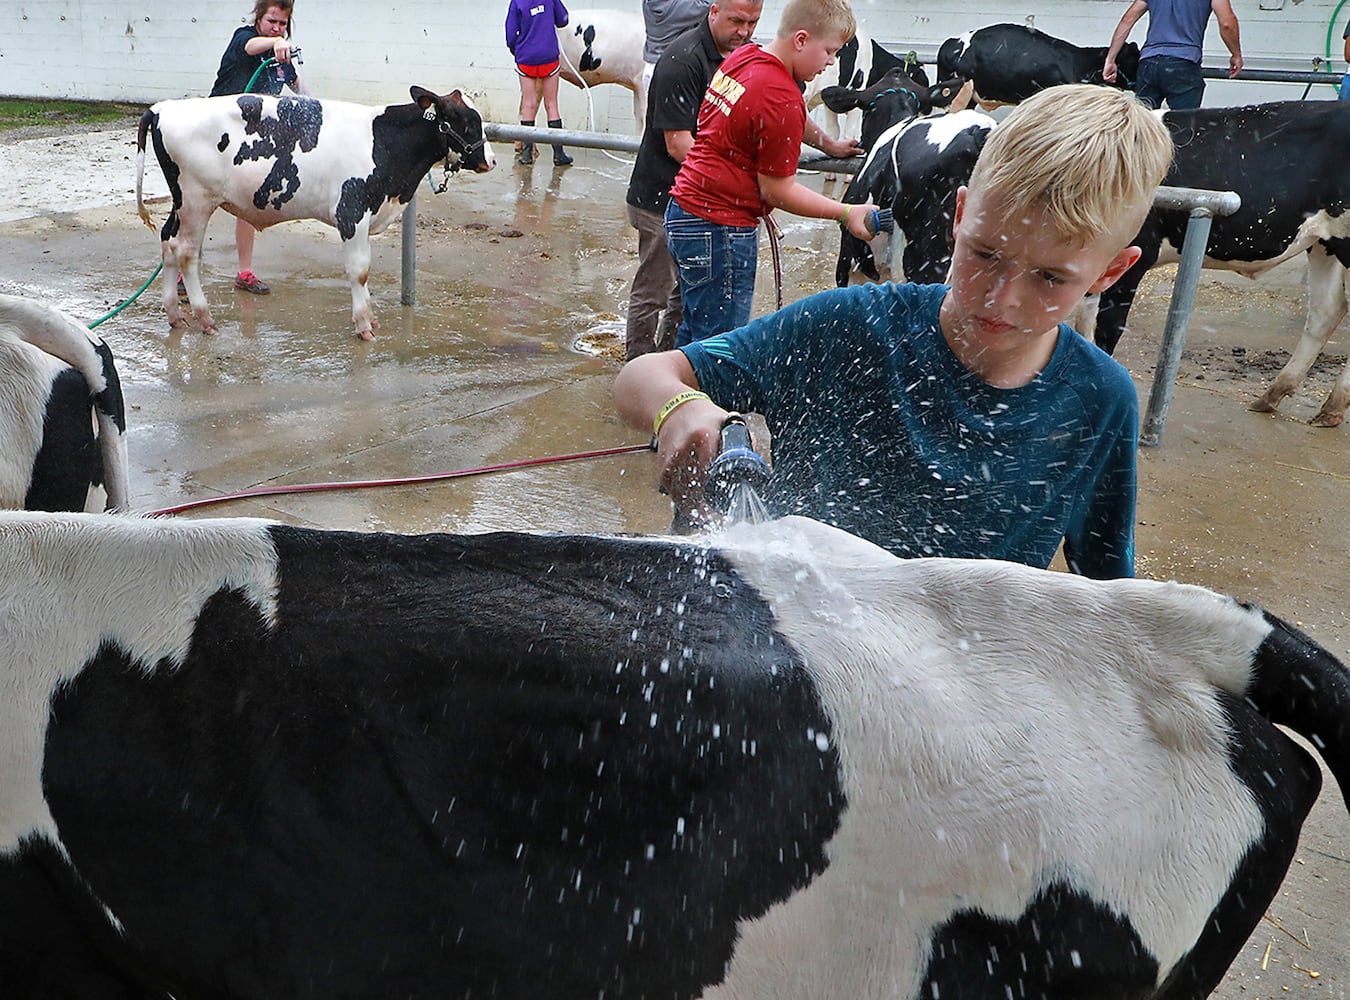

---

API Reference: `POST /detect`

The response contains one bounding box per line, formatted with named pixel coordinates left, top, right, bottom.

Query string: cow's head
left=821, top=70, right=959, bottom=151
left=411, top=85, right=495, bottom=174
left=1113, top=42, right=1142, bottom=89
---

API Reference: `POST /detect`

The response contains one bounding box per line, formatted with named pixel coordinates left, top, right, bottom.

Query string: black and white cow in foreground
left=803, top=28, right=930, bottom=147
left=1093, top=101, right=1350, bottom=427
left=835, top=108, right=996, bottom=286
left=4, top=512, right=1347, bottom=999
left=938, top=24, right=1140, bottom=108
left=557, top=10, right=648, bottom=128
left=136, top=86, right=494, bottom=341
left=0, top=296, right=128, bottom=512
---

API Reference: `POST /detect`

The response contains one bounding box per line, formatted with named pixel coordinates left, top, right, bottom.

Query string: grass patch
left=0, top=97, right=144, bottom=132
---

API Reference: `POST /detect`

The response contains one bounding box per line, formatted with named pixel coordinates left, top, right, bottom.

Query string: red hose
left=146, top=442, right=654, bottom=518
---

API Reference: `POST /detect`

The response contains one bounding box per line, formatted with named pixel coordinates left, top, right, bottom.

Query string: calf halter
left=424, top=106, right=487, bottom=192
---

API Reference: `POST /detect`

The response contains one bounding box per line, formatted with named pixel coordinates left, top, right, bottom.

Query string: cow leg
left=0, top=845, right=151, bottom=998
left=1153, top=695, right=1323, bottom=1000
left=1094, top=252, right=1154, bottom=355
left=158, top=235, right=187, bottom=332
left=631, top=83, right=647, bottom=135
left=342, top=224, right=377, bottom=341
left=1250, top=245, right=1347, bottom=425
left=1316, top=356, right=1350, bottom=428
left=166, top=196, right=219, bottom=336
left=843, top=107, right=863, bottom=146
left=1069, top=292, right=1101, bottom=341
left=814, top=110, right=844, bottom=184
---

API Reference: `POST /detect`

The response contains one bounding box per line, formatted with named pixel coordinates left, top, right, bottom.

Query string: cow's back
left=5, top=513, right=1346, bottom=999
left=148, top=95, right=380, bottom=228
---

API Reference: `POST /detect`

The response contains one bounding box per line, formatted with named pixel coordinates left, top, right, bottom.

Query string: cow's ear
left=447, top=89, right=466, bottom=107
left=820, top=86, right=860, bottom=113
left=928, top=79, right=964, bottom=108
left=410, top=85, right=435, bottom=109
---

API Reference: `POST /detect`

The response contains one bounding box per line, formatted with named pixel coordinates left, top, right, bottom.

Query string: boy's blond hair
left=966, top=84, right=1173, bottom=246
left=776, top=0, right=856, bottom=43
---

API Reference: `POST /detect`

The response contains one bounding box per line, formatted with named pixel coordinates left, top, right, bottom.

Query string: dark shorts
left=516, top=60, right=561, bottom=79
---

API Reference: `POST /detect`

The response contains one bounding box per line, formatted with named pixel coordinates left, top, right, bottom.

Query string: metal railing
left=405, top=123, right=1241, bottom=446
left=884, top=45, right=1343, bottom=89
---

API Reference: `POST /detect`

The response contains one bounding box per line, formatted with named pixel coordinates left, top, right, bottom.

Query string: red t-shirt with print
left=670, top=43, right=806, bottom=228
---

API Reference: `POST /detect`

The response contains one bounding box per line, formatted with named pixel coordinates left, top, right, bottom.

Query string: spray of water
left=706, top=414, right=772, bottom=527
left=723, top=480, right=771, bottom=525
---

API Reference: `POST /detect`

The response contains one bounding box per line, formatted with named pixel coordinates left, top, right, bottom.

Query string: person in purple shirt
left=1103, top=0, right=1242, bottom=109
left=505, top=0, right=574, bottom=166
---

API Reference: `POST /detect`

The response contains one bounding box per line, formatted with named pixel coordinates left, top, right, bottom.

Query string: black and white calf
left=835, top=109, right=996, bottom=286
left=803, top=28, right=930, bottom=147
left=0, top=296, right=128, bottom=512
left=136, top=86, right=495, bottom=341
left=1094, top=101, right=1350, bottom=426
left=4, top=512, right=1347, bottom=1000
left=937, top=23, right=1140, bottom=107
left=819, top=70, right=966, bottom=152
left=557, top=10, right=648, bottom=127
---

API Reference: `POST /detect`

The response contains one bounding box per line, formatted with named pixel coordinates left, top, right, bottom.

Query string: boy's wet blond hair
left=967, top=84, right=1173, bottom=246
left=776, top=0, right=856, bottom=43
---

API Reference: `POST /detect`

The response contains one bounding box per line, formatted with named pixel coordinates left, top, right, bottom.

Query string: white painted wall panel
left=0, top=0, right=1343, bottom=130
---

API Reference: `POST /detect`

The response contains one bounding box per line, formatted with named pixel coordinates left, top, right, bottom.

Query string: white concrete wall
left=0, top=0, right=1342, bottom=130
left=0, top=0, right=652, bottom=133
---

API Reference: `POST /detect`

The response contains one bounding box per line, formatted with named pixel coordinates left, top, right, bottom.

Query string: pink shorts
left=516, top=60, right=560, bottom=79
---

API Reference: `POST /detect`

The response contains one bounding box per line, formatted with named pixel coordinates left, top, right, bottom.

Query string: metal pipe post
left=1139, top=209, right=1214, bottom=448
left=484, top=123, right=641, bottom=153
left=401, top=196, right=416, bottom=306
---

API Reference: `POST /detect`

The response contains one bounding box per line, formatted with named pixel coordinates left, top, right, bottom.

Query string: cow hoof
left=201, top=325, right=219, bottom=336
left=356, top=329, right=376, bottom=342
left=1310, top=410, right=1344, bottom=428
left=1247, top=396, right=1280, bottom=415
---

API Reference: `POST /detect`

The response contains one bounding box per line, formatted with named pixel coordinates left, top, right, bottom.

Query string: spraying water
left=705, top=414, right=772, bottom=525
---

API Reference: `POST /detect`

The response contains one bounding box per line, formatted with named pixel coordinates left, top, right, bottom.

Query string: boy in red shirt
left=665, top=0, right=874, bottom=345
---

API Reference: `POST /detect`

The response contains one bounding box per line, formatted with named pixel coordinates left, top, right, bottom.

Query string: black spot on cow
left=231, top=95, right=325, bottom=212
left=24, top=369, right=100, bottom=512
left=37, top=526, right=845, bottom=999
left=579, top=24, right=602, bottom=73
left=217, top=132, right=230, bottom=153
left=922, top=882, right=1160, bottom=998
left=92, top=340, right=127, bottom=436
left=143, top=110, right=184, bottom=242
left=335, top=176, right=368, bottom=241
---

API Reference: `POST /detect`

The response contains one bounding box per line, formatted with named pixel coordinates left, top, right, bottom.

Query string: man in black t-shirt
left=623, top=0, right=763, bottom=361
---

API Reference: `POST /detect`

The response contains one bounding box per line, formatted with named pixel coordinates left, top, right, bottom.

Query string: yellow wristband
left=653, top=390, right=711, bottom=437
left=837, top=206, right=851, bottom=226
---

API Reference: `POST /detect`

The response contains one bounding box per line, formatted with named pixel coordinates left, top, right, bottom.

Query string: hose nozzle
left=705, top=413, right=770, bottom=516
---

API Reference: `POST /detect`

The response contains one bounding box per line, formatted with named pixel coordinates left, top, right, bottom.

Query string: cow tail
left=1245, top=608, right=1350, bottom=815
left=136, top=108, right=156, bottom=231
left=90, top=339, right=130, bottom=512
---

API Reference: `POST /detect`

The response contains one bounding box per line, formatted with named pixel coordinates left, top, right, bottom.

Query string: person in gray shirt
left=642, top=0, right=713, bottom=91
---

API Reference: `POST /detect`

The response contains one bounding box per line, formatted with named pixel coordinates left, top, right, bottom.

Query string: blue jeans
left=665, top=200, right=758, bottom=347
left=1340, top=72, right=1350, bottom=101
left=1134, top=56, right=1205, bottom=110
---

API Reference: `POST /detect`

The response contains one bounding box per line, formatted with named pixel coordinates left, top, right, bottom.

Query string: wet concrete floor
left=1, top=129, right=1347, bottom=996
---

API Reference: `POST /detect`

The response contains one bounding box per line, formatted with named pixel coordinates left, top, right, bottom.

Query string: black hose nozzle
left=705, top=413, right=770, bottom=515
